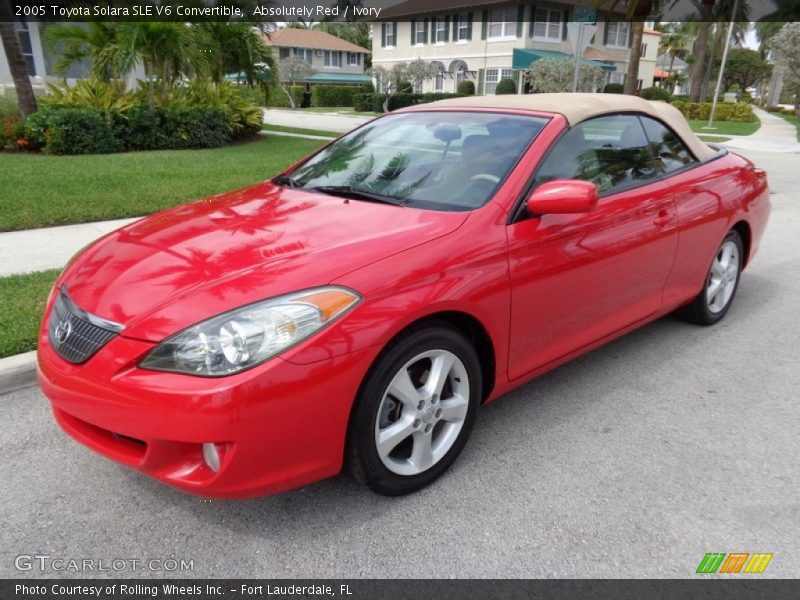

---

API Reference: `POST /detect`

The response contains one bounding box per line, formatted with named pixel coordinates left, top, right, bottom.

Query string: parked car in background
left=38, top=94, right=770, bottom=498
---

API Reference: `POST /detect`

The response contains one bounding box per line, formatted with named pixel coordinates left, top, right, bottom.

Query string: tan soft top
left=403, top=93, right=716, bottom=161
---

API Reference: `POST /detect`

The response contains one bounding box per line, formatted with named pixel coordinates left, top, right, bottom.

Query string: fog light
left=202, top=443, right=221, bottom=472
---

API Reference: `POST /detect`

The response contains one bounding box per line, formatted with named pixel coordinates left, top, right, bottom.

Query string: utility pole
left=706, top=0, right=740, bottom=128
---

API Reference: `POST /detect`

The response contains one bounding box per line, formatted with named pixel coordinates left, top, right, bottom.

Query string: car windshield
left=283, top=112, right=548, bottom=211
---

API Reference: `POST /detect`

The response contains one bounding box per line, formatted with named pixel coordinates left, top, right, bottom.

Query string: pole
left=572, top=24, right=584, bottom=93
left=707, top=0, right=740, bottom=128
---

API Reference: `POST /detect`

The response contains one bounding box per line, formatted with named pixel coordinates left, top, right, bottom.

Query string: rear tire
left=347, top=322, right=481, bottom=496
left=681, top=230, right=743, bottom=326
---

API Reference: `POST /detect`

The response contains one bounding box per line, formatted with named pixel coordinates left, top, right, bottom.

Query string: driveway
left=0, top=149, right=797, bottom=579
left=264, top=109, right=372, bottom=133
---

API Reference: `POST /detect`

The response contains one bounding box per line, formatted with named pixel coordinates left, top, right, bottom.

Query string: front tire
left=681, top=230, right=744, bottom=325
left=347, top=323, right=481, bottom=496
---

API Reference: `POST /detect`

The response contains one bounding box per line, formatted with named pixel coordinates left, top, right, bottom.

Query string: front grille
left=48, top=288, right=124, bottom=364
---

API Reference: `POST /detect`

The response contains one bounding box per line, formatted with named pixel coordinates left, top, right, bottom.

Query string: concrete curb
left=0, top=351, right=37, bottom=395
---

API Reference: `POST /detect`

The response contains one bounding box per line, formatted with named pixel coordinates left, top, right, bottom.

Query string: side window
left=535, top=115, right=657, bottom=195
left=640, top=116, right=697, bottom=174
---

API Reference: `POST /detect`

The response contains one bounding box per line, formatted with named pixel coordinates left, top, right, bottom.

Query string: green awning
left=305, top=72, right=373, bottom=84
left=512, top=48, right=616, bottom=72
left=224, top=70, right=270, bottom=82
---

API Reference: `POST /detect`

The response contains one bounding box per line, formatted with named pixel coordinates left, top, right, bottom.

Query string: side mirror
left=526, top=179, right=598, bottom=215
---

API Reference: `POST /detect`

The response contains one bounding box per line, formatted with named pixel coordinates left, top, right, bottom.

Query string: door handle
left=653, top=209, right=675, bottom=228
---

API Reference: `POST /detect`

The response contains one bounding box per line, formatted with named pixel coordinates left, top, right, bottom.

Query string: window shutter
left=517, top=5, right=524, bottom=37
left=529, top=5, right=536, bottom=36
left=478, top=68, right=485, bottom=94
left=562, top=9, right=569, bottom=40
left=411, top=20, right=416, bottom=44
left=603, top=20, right=609, bottom=46
left=481, top=10, right=488, bottom=39
left=467, top=13, right=473, bottom=40
left=424, top=18, right=430, bottom=44
left=381, top=24, right=386, bottom=47
left=628, top=25, right=634, bottom=47
left=444, top=16, right=450, bottom=42
left=452, top=15, right=458, bottom=40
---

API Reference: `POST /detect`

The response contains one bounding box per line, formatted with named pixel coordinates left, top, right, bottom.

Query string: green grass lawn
left=261, top=124, right=338, bottom=138
left=689, top=119, right=761, bottom=136
left=697, top=134, right=732, bottom=143
left=0, top=269, right=60, bottom=358
left=0, top=135, right=325, bottom=232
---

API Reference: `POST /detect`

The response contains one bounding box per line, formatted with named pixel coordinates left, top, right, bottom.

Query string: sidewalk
left=721, top=107, right=800, bottom=153
left=0, top=217, right=138, bottom=278
left=263, top=108, right=371, bottom=133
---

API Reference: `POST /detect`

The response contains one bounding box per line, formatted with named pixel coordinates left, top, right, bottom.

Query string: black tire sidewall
left=348, top=325, right=482, bottom=496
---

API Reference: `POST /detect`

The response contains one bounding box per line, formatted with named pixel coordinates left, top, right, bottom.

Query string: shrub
left=0, top=95, right=20, bottom=120
left=603, top=83, right=624, bottom=94
left=495, top=78, right=517, bottom=95
left=669, top=100, right=755, bottom=122
left=268, top=85, right=304, bottom=108
left=457, top=80, right=476, bottom=95
left=640, top=86, right=672, bottom=102
left=360, top=82, right=375, bottom=94
left=0, top=115, right=22, bottom=150
left=387, top=93, right=417, bottom=111
left=40, top=79, right=136, bottom=112
left=17, top=106, right=231, bottom=154
left=311, top=85, right=360, bottom=107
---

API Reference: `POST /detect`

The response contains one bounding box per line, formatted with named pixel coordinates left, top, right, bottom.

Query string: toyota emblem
left=54, top=318, right=73, bottom=345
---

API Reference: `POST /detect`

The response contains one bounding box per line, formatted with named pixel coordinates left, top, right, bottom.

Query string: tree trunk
left=701, top=24, right=722, bottom=101
left=690, top=22, right=711, bottom=102
left=0, top=6, right=38, bottom=117
left=669, top=54, right=677, bottom=94
left=624, top=22, right=645, bottom=95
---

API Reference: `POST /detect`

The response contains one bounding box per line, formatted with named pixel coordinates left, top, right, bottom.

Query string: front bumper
left=38, top=332, right=377, bottom=499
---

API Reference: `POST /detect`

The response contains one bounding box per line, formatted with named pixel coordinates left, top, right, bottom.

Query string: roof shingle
left=262, top=28, right=369, bottom=54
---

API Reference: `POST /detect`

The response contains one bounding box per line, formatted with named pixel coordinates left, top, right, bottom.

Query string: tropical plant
left=524, top=59, right=605, bottom=93
left=195, top=22, right=274, bottom=85
left=0, top=4, right=37, bottom=117
left=42, top=22, right=124, bottom=81
left=40, top=79, right=136, bottom=112
left=658, top=25, right=689, bottom=93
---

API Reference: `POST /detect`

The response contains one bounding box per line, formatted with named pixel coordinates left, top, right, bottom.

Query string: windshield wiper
left=273, top=174, right=302, bottom=188
left=309, top=185, right=404, bottom=206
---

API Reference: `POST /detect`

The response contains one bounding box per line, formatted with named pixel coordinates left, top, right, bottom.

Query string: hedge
left=19, top=106, right=231, bottom=154
left=311, top=85, right=360, bottom=107
left=669, top=100, right=755, bottom=122
left=268, top=85, right=305, bottom=108
left=640, top=86, right=672, bottom=102
left=603, top=83, right=624, bottom=94
left=354, top=92, right=464, bottom=113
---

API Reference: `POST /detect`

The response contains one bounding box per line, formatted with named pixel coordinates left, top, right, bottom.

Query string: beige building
left=372, top=0, right=641, bottom=94
left=637, top=27, right=662, bottom=90
left=263, top=28, right=372, bottom=85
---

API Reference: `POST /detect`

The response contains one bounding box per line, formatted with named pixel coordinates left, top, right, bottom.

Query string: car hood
left=62, top=182, right=467, bottom=342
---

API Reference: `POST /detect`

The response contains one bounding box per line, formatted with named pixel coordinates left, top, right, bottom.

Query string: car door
left=506, top=114, right=679, bottom=381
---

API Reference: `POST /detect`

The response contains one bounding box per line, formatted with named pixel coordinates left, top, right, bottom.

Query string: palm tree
left=605, top=0, right=657, bottom=96
left=658, top=27, right=689, bottom=93
left=688, top=0, right=717, bottom=101
left=195, top=22, right=274, bottom=85
left=0, top=2, right=37, bottom=116
left=116, top=22, right=201, bottom=108
left=42, top=22, right=123, bottom=81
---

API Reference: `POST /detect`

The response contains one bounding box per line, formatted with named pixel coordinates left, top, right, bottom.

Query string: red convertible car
left=38, top=94, right=770, bottom=498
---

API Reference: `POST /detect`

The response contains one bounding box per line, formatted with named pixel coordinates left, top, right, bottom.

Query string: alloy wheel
left=374, top=349, right=470, bottom=476
left=706, top=240, right=740, bottom=313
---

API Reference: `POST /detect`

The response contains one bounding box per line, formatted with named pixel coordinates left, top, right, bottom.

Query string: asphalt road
left=1, top=149, right=797, bottom=579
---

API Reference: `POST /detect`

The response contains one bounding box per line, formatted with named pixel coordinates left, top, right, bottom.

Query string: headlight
left=139, top=287, right=360, bottom=377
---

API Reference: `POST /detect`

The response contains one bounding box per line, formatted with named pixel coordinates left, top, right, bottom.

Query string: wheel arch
left=731, top=220, right=752, bottom=267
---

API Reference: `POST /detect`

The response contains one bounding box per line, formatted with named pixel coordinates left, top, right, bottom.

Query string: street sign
left=567, top=23, right=597, bottom=57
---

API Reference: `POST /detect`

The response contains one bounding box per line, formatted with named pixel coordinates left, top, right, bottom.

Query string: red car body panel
left=38, top=107, right=771, bottom=498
